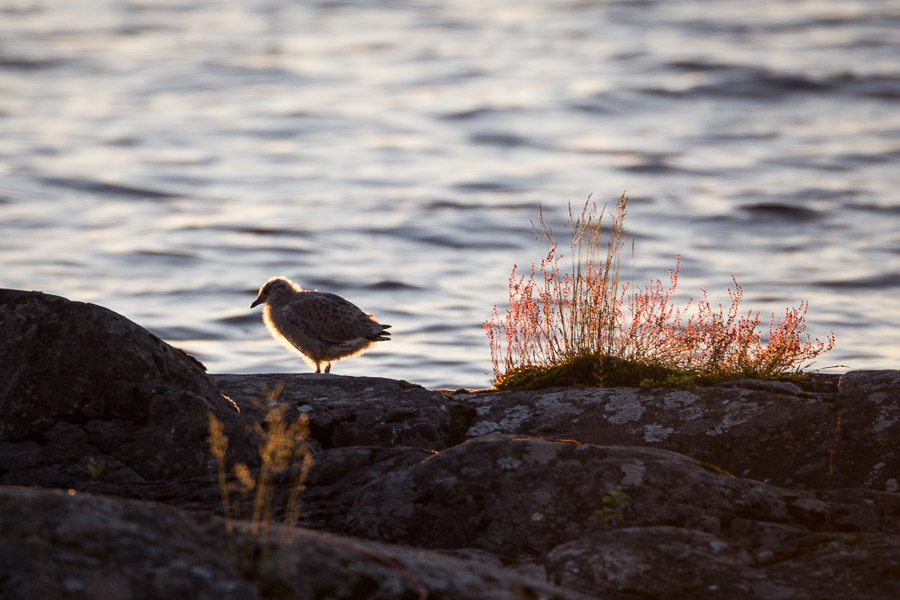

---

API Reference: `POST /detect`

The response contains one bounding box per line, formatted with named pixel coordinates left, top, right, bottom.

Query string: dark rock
left=0, top=486, right=593, bottom=600
left=546, top=526, right=755, bottom=598
left=0, top=288, right=246, bottom=490
left=3, top=288, right=900, bottom=599
left=344, top=436, right=900, bottom=556
left=833, top=370, right=900, bottom=492
left=0, top=289, right=220, bottom=440
left=214, top=373, right=476, bottom=451
left=753, top=532, right=900, bottom=600
left=345, top=435, right=900, bottom=599
left=300, top=445, right=434, bottom=531
left=0, top=486, right=257, bottom=600
left=546, top=527, right=900, bottom=599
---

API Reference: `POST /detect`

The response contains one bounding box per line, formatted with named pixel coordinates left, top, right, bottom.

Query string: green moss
left=493, top=352, right=814, bottom=392
left=640, top=373, right=697, bottom=390
left=495, top=354, right=692, bottom=391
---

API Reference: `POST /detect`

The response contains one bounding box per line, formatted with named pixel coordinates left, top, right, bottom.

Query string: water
left=2, top=0, right=899, bottom=389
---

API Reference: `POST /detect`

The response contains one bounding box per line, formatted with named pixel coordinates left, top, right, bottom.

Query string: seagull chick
left=251, top=276, right=391, bottom=373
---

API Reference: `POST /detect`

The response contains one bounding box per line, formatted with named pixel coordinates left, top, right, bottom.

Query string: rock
left=460, top=377, right=854, bottom=489
left=3, top=288, right=900, bottom=599
left=545, top=526, right=900, bottom=600
left=0, top=288, right=247, bottom=491
left=0, top=289, right=221, bottom=439
left=214, top=373, right=475, bottom=451
left=345, top=435, right=900, bottom=599
left=545, top=526, right=756, bottom=598
left=299, top=446, right=434, bottom=531
left=211, top=374, right=475, bottom=529
left=0, top=486, right=593, bottom=600
left=833, top=370, right=900, bottom=491
left=344, top=436, right=899, bottom=555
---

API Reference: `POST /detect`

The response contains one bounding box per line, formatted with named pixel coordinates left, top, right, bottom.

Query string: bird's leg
left=324, top=363, right=332, bottom=374
left=314, top=362, right=321, bottom=374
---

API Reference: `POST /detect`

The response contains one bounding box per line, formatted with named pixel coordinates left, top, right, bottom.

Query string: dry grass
left=485, top=193, right=836, bottom=389
left=207, top=380, right=314, bottom=556
left=207, top=386, right=430, bottom=598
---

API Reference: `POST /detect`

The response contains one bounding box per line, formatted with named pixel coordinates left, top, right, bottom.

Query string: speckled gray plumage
left=251, top=276, right=391, bottom=373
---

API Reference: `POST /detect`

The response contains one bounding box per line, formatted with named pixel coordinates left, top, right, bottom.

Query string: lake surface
left=2, top=0, right=899, bottom=388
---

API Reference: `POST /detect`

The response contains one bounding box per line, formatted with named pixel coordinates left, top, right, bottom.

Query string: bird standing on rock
left=250, top=276, right=391, bottom=373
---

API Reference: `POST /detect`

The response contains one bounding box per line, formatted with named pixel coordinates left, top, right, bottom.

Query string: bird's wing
left=280, top=293, right=381, bottom=343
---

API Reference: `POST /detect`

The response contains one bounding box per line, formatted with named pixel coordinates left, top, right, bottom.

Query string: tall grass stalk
left=485, top=193, right=836, bottom=388
left=207, top=381, right=314, bottom=560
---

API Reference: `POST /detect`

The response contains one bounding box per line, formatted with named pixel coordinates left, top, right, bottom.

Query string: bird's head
left=251, top=276, right=300, bottom=308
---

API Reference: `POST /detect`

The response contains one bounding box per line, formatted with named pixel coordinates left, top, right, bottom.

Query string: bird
left=250, top=276, right=391, bottom=374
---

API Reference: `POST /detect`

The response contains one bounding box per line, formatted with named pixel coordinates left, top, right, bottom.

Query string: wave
left=41, top=177, right=180, bottom=201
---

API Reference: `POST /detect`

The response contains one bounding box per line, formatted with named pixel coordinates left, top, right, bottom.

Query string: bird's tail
left=368, top=324, right=392, bottom=342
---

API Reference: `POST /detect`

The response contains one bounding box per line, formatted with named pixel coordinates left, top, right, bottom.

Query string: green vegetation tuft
left=595, top=485, right=631, bottom=521
left=496, top=354, right=683, bottom=391
left=79, top=460, right=106, bottom=480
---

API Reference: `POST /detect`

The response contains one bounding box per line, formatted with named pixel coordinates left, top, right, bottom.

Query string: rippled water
left=2, top=0, right=899, bottom=388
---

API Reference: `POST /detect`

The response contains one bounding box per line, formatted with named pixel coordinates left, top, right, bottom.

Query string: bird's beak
left=250, top=297, right=263, bottom=308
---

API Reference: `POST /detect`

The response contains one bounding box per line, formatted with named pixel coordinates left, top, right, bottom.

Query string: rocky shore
left=2, top=288, right=899, bottom=599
